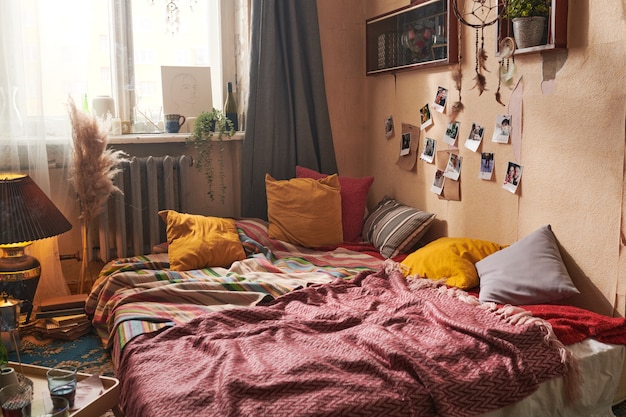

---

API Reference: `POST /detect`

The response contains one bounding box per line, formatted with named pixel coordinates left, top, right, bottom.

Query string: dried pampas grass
left=68, top=97, right=127, bottom=221
left=68, top=96, right=128, bottom=293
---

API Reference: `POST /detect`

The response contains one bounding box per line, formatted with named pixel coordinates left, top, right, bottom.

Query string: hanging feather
left=495, top=59, right=506, bottom=106
left=472, top=73, right=487, bottom=95
left=449, top=101, right=465, bottom=122
left=478, top=48, right=489, bottom=73
left=452, top=66, right=463, bottom=92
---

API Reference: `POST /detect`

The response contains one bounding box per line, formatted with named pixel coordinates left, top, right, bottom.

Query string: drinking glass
left=45, top=365, right=77, bottom=408
left=0, top=382, right=32, bottom=417
left=22, top=396, right=69, bottom=417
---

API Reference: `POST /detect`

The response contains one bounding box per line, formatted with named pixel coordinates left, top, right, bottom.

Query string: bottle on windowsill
left=224, top=81, right=238, bottom=131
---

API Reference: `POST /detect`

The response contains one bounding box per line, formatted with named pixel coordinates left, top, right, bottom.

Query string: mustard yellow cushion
left=158, top=210, right=246, bottom=271
left=265, top=173, right=343, bottom=247
left=401, top=237, right=505, bottom=289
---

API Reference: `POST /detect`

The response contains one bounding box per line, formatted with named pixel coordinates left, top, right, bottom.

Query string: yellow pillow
left=158, top=210, right=246, bottom=271
left=401, top=237, right=505, bottom=289
left=265, top=173, right=343, bottom=247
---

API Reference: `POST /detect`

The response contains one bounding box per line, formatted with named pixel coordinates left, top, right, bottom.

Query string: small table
left=8, top=361, right=122, bottom=417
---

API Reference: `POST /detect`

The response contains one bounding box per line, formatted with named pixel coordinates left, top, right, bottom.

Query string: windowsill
left=108, top=131, right=245, bottom=145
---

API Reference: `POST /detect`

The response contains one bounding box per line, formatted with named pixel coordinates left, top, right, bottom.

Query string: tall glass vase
left=78, top=217, right=91, bottom=294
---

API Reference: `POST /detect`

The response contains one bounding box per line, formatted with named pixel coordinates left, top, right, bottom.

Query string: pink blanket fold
left=118, top=268, right=569, bottom=417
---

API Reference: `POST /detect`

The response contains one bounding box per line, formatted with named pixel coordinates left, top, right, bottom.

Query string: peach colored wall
left=318, top=0, right=626, bottom=316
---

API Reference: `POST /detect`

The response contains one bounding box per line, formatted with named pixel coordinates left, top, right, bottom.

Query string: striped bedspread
left=85, top=219, right=385, bottom=368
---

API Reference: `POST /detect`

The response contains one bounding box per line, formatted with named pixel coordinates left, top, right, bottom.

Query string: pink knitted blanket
left=117, top=266, right=574, bottom=417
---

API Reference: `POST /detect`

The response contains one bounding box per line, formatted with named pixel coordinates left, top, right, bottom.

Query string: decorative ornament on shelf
left=452, top=0, right=506, bottom=97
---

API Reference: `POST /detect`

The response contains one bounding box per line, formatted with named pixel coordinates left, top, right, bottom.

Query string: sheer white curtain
left=0, top=1, right=79, bottom=303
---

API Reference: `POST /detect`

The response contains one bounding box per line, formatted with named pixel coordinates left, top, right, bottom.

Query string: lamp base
left=0, top=245, right=41, bottom=323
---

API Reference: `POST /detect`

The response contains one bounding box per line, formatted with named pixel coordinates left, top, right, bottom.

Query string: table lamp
left=0, top=173, right=72, bottom=325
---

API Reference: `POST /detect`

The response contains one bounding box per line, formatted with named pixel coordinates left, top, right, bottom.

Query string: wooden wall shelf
left=366, top=0, right=458, bottom=76
left=496, top=0, right=568, bottom=56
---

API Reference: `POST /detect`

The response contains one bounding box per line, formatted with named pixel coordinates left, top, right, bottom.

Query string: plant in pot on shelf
left=504, top=0, right=550, bottom=49
left=186, top=108, right=234, bottom=204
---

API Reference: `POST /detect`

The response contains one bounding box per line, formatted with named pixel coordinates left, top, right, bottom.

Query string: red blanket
left=524, top=304, right=626, bottom=346
left=117, top=268, right=571, bottom=417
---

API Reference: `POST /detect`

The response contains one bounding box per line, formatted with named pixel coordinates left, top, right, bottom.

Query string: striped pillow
left=363, top=196, right=435, bottom=259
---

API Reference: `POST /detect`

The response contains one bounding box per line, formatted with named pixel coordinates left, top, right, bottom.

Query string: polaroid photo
left=400, top=132, right=411, bottom=156
left=443, top=121, right=460, bottom=145
left=433, top=86, right=448, bottom=113
left=385, top=115, right=394, bottom=139
left=431, top=169, right=445, bottom=195
left=421, top=137, right=436, bottom=163
left=502, top=161, right=522, bottom=193
left=419, top=103, right=433, bottom=130
left=479, top=152, right=494, bottom=180
left=443, top=153, right=462, bottom=181
left=464, top=122, right=484, bottom=152
left=492, top=114, right=512, bottom=144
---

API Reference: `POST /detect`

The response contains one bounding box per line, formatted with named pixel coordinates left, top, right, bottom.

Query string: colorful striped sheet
left=85, top=219, right=385, bottom=369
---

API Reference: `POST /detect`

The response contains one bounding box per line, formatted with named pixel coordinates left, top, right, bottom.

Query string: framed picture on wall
left=161, top=66, right=213, bottom=118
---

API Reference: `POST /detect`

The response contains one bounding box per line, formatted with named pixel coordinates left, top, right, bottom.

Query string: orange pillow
left=158, top=210, right=246, bottom=271
left=265, top=173, right=343, bottom=247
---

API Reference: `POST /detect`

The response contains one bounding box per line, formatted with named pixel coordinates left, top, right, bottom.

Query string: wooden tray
left=8, top=362, right=120, bottom=417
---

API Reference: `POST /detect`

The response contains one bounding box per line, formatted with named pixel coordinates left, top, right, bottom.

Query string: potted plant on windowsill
left=504, top=0, right=550, bottom=49
left=186, top=108, right=234, bottom=204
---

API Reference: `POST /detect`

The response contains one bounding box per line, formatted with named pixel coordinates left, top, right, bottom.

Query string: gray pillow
left=476, top=225, right=580, bottom=305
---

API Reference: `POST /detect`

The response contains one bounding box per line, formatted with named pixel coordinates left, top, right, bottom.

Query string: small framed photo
left=385, top=115, right=394, bottom=139
left=443, top=121, right=460, bottom=145
left=400, top=132, right=411, bottom=156
left=419, top=103, right=433, bottom=130
left=421, top=137, right=436, bottom=163
left=492, top=114, right=512, bottom=143
left=433, top=86, right=448, bottom=113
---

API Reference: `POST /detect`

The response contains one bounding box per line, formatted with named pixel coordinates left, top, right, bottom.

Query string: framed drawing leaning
left=161, top=66, right=213, bottom=118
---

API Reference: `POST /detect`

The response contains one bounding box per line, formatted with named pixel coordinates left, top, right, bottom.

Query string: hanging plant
left=186, top=108, right=234, bottom=204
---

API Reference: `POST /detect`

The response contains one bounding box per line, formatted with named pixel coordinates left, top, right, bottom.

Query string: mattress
left=483, top=338, right=624, bottom=417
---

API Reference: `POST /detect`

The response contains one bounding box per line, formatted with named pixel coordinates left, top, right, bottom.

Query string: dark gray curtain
left=241, top=0, right=337, bottom=220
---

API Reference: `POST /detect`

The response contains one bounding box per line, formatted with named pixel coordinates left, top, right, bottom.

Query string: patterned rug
left=6, top=327, right=116, bottom=416
left=7, top=328, right=114, bottom=378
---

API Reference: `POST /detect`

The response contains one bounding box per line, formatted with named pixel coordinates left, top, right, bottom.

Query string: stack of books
left=36, top=313, right=91, bottom=340
left=34, top=294, right=91, bottom=340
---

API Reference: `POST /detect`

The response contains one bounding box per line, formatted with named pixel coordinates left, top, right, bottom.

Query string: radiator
left=95, top=155, right=193, bottom=262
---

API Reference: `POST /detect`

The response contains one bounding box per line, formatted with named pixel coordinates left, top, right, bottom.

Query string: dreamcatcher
left=496, top=37, right=516, bottom=106
left=452, top=0, right=506, bottom=107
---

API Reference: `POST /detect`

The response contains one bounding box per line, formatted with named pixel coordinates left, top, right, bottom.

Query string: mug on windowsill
left=164, top=114, right=186, bottom=133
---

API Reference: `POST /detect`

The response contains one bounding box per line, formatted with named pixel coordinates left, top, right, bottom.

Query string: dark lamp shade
left=0, top=173, right=72, bottom=245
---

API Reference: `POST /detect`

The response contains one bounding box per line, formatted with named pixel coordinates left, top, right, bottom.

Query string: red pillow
left=296, top=166, right=374, bottom=242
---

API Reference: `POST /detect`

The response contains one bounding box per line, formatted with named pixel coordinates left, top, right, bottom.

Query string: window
left=27, top=0, right=241, bottom=139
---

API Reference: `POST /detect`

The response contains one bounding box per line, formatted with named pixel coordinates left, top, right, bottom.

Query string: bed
left=85, top=174, right=626, bottom=417
left=84, top=218, right=626, bottom=417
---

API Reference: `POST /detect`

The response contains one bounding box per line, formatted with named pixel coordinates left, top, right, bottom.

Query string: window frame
left=110, top=0, right=238, bottom=126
